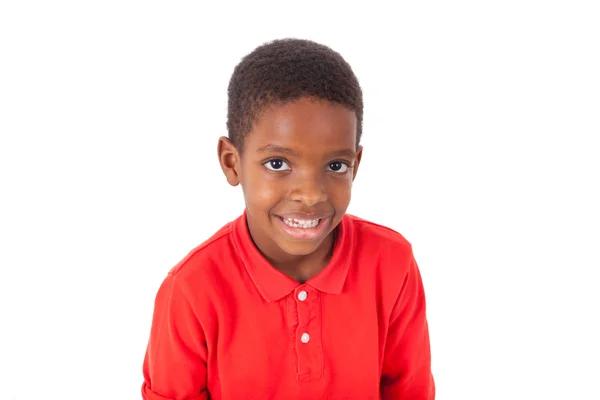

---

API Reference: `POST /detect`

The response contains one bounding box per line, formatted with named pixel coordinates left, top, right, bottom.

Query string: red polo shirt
left=142, top=212, right=434, bottom=399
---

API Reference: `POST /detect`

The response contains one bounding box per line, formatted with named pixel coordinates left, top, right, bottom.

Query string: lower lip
left=275, top=216, right=330, bottom=240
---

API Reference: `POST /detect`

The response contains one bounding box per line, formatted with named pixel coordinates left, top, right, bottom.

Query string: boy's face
left=218, top=97, right=362, bottom=263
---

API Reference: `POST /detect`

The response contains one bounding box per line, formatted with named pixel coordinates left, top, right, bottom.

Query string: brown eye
left=327, top=161, right=348, bottom=173
left=264, top=159, right=290, bottom=171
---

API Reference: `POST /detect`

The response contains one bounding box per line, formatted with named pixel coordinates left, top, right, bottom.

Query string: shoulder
left=346, top=214, right=413, bottom=257
left=164, top=219, right=236, bottom=292
left=345, top=214, right=416, bottom=288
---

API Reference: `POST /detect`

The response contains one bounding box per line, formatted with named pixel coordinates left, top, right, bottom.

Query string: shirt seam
left=169, top=225, right=232, bottom=278
left=351, top=217, right=407, bottom=240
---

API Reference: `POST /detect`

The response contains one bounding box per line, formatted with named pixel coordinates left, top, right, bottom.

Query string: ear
left=352, top=145, right=363, bottom=181
left=217, top=136, right=241, bottom=186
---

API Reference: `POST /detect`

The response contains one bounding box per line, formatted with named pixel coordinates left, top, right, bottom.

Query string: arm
left=380, top=256, right=435, bottom=399
left=142, top=273, right=209, bottom=400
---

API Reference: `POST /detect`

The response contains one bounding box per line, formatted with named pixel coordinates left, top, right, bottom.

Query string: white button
left=298, top=291, right=308, bottom=301
left=300, top=333, right=310, bottom=343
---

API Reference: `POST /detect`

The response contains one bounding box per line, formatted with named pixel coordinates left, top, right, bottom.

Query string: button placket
left=292, top=285, right=324, bottom=379
left=299, top=292, right=310, bottom=345
left=296, top=286, right=310, bottom=345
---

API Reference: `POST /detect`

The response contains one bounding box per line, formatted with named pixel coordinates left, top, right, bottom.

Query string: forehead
left=245, top=97, right=357, bottom=154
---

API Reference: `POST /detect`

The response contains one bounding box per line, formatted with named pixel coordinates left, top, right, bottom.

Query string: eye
left=264, top=159, right=291, bottom=171
left=327, top=161, right=350, bottom=173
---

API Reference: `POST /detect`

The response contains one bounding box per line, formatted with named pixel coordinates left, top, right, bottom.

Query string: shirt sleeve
left=380, top=256, right=435, bottom=400
left=142, top=273, right=209, bottom=400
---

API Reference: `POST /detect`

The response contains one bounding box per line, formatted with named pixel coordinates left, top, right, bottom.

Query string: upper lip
left=275, top=212, right=331, bottom=220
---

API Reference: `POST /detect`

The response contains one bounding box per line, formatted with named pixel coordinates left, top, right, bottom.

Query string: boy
left=142, top=38, right=435, bottom=399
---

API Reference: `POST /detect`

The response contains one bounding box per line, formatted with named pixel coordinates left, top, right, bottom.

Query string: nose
left=289, top=171, right=328, bottom=207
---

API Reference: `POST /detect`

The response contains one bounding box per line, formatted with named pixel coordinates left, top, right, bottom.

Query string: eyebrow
left=256, top=145, right=299, bottom=157
left=327, top=149, right=357, bottom=159
left=256, top=145, right=357, bottom=159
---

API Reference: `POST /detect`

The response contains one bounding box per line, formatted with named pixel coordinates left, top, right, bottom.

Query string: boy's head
left=226, top=38, right=363, bottom=152
left=218, top=38, right=363, bottom=266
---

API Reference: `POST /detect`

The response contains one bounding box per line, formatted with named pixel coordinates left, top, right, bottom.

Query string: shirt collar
left=231, top=210, right=355, bottom=302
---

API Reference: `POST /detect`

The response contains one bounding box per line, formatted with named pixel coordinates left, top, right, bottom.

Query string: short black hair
left=227, top=38, right=363, bottom=152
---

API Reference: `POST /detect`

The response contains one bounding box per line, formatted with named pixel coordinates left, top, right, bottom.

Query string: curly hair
left=226, top=38, right=363, bottom=152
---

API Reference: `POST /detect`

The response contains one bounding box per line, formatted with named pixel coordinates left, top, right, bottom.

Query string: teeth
left=282, top=217, right=320, bottom=229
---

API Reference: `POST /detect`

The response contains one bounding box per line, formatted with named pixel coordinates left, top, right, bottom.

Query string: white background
left=1, top=1, right=599, bottom=399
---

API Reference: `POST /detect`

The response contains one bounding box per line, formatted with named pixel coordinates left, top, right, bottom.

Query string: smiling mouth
left=279, top=216, right=322, bottom=229
left=274, top=215, right=330, bottom=240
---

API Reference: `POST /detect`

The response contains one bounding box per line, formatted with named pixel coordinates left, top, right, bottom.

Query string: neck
left=271, top=233, right=335, bottom=283
left=250, top=225, right=336, bottom=283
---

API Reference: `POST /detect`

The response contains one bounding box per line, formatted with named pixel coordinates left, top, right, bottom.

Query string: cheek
left=328, top=177, right=353, bottom=207
left=241, top=170, right=284, bottom=208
